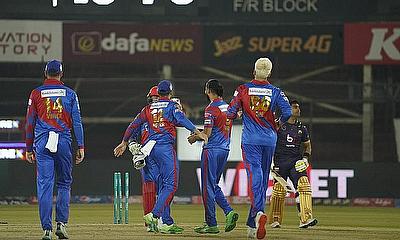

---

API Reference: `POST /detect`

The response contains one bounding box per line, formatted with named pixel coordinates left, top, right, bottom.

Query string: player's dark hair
left=159, top=92, right=170, bottom=97
left=205, top=79, right=223, bottom=97
left=290, top=99, right=300, bottom=105
left=46, top=72, right=61, bottom=77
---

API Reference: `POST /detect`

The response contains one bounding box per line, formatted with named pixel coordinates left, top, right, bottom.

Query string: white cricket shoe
left=42, top=229, right=52, bottom=240
left=55, top=222, right=69, bottom=239
left=270, top=221, right=281, bottom=228
left=299, top=218, right=318, bottom=228
left=247, top=227, right=256, bottom=239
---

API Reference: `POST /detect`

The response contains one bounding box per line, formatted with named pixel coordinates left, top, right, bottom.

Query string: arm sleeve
left=123, top=109, right=147, bottom=142
left=25, top=91, right=37, bottom=152
left=277, top=90, right=292, bottom=123
left=227, top=87, right=242, bottom=119
left=172, top=104, right=196, bottom=132
left=203, top=107, right=215, bottom=129
left=128, top=114, right=141, bottom=142
left=71, top=92, right=85, bottom=149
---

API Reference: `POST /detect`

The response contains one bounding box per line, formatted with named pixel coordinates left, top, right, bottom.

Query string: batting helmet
left=147, top=86, right=160, bottom=98
left=147, top=86, right=160, bottom=104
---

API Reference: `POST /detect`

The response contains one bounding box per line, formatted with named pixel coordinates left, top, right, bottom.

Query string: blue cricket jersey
left=123, top=97, right=196, bottom=145
left=203, top=98, right=231, bottom=150
left=25, top=79, right=84, bottom=152
left=227, top=79, right=291, bottom=146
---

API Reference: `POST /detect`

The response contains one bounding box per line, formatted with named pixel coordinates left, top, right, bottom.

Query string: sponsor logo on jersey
left=204, top=119, right=212, bottom=125
left=41, top=89, right=66, bottom=98
left=248, top=87, right=272, bottom=96
left=286, top=133, right=294, bottom=143
left=150, top=102, right=169, bottom=109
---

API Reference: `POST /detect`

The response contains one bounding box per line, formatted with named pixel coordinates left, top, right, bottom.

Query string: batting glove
left=295, top=158, right=309, bottom=172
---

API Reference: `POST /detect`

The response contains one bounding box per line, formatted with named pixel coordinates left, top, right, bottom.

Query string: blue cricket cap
left=157, top=80, right=173, bottom=94
left=45, top=60, right=63, bottom=75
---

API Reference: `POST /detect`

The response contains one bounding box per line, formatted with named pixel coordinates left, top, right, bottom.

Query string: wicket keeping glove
left=132, top=154, right=146, bottom=170
left=128, top=141, right=141, bottom=155
left=128, top=141, right=146, bottom=170
left=295, top=158, right=309, bottom=172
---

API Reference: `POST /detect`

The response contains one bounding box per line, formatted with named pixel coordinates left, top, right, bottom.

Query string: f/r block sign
left=52, top=0, right=194, bottom=7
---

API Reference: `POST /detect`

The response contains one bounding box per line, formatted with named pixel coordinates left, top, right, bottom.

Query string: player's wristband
left=303, top=152, right=310, bottom=160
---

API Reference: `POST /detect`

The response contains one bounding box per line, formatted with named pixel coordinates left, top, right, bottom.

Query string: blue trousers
left=140, top=156, right=159, bottom=183
left=35, top=136, right=72, bottom=230
left=150, top=144, right=178, bottom=225
left=201, top=148, right=233, bottom=226
left=242, top=144, right=275, bottom=228
left=140, top=155, right=172, bottom=223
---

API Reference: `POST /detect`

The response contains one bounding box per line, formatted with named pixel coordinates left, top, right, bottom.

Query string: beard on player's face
left=204, top=88, right=211, bottom=102
left=206, top=94, right=211, bottom=102
left=293, top=109, right=300, bottom=117
left=291, top=105, right=301, bottom=117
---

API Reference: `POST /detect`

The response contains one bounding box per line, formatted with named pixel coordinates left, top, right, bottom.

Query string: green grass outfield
left=1, top=204, right=400, bottom=239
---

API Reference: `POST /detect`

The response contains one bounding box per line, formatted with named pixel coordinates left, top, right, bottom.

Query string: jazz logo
left=52, top=0, right=194, bottom=7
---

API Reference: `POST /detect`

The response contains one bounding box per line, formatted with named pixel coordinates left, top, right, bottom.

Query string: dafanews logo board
left=204, top=25, right=342, bottom=65
left=0, top=20, right=62, bottom=62
left=63, top=23, right=202, bottom=64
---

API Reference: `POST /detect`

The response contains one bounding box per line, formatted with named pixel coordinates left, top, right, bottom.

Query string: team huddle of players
left=113, top=57, right=318, bottom=239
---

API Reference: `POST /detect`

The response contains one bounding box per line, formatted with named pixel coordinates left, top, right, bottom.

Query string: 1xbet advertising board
left=63, top=23, right=202, bottom=64
left=204, top=25, right=342, bottom=65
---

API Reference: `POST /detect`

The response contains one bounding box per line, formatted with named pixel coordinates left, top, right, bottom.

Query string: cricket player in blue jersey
left=268, top=100, right=317, bottom=229
left=125, top=86, right=159, bottom=231
left=25, top=60, right=84, bottom=240
left=227, top=58, right=292, bottom=239
left=125, top=86, right=177, bottom=232
left=188, top=79, right=239, bottom=234
left=114, top=80, right=208, bottom=234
